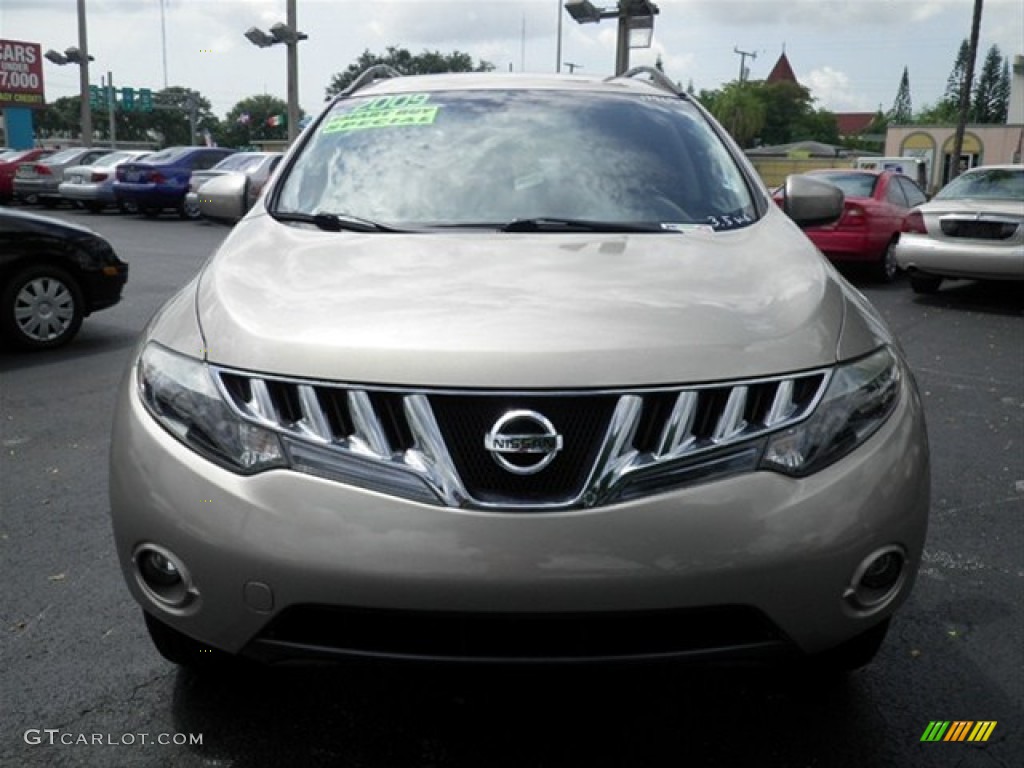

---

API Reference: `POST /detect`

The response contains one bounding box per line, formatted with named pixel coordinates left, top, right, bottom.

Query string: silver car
left=110, top=70, right=929, bottom=672
left=895, top=164, right=1024, bottom=293
left=183, top=151, right=282, bottom=221
left=58, top=150, right=152, bottom=213
left=12, top=146, right=111, bottom=206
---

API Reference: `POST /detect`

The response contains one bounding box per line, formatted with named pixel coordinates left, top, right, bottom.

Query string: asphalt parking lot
left=1, top=206, right=1021, bottom=768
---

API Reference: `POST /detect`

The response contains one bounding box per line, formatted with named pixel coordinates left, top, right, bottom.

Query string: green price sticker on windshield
left=323, top=93, right=439, bottom=134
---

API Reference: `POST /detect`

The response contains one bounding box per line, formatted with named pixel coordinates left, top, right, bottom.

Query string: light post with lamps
left=564, top=0, right=659, bottom=76
left=44, top=45, right=94, bottom=147
left=244, top=0, right=307, bottom=143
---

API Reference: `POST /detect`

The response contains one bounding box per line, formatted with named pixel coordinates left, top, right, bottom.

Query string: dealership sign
left=0, top=39, right=45, bottom=109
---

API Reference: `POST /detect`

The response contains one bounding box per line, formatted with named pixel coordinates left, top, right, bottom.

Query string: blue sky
left=2, top=0, right=1021, bottom=119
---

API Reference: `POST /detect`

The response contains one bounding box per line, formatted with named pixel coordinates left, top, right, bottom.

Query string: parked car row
left=0, top=145, right=283, bottom=351
left=1, top=146, right=282, bottom=223
left=774, top=165, right=1023, bottom=290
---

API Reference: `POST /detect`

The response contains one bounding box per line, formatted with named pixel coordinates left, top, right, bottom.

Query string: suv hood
left=195, top=211, right=847, bottom=388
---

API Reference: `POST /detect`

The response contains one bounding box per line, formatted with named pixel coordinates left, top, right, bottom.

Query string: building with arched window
left=884, top=54, right=1024, bottom=196
left=884, top=124, right=1023, bottom=195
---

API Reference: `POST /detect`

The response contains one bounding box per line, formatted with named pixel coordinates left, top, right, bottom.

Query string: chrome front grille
left=214, top=369, right=830, bottom=510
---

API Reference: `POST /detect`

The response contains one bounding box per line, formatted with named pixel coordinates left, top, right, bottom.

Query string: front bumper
left=895, top=233, right=1024, bottom=281
left=110, top=365, right=929, bottom=663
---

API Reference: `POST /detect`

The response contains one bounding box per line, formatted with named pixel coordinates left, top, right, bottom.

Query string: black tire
left=0, top=264, right=84, bottom=351
left=39, top=198, right=59, bottom=209
left=814, top=618, right=891, bottom=672
left=910, top=273, right=943, bottom=294
left=144, top=612, right=234, bottom=669
left=117, top=200, right=138, bottom=214
left=872, top=239, right=899, bottom=283
left=179, top=199, right=202, bottom=220
left=140, top=205, right=162, bottom=218
left=84, top=201, right=105, bottom=214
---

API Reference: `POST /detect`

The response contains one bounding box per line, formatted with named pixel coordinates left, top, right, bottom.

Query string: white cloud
left=803, top=66, right=872, bottom=112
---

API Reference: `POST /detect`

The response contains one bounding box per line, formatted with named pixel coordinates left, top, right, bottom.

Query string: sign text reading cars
left=0, top=39, right=45, bottom=109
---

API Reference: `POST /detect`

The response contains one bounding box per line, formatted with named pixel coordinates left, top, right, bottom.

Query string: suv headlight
left=760, top=346, right=901, bottom=477
left=137, top=343, right=286, bottom=473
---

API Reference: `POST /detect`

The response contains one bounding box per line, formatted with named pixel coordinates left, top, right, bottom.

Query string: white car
left=59, top=150, right=152, bottom=213
left=895, top=165, right=1024, bottom=293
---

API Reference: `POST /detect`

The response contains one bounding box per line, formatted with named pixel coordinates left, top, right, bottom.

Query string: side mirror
left=782, top=175, right=844, bottom=229
left=197, top=173, right=249, bottom=222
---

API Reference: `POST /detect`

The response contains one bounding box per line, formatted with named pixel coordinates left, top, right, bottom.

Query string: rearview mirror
left=782, top=175, right=844, bottom=229
left=197, top=174, right=249, bottom=223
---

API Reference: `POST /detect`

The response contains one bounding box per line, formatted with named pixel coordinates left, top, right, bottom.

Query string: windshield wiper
left=499, top=217, right=664, bottom=233
left=272, top=211, right=404, bottom=233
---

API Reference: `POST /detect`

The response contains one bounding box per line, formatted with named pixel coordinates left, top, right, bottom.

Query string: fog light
left=845, top=546, right=907, bottom=613
left=133, top=544, right=196, bottom=610
left=861, top=551, right=902, bottom=590
left=140, top=550, right=179, bottom=586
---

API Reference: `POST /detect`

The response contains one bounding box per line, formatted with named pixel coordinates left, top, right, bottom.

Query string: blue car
left=113, top=146, right=236, bottom=219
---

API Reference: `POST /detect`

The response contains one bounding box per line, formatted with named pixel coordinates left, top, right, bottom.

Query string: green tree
left=34, top=96, right=81, bottom=140
left=756, top=80, right=815, bottom=145
left=325, top=47, right=494, bottom=99
left=708, top=82, right=765, bottom=147
left=144, top=86, right=217, bottom=146
left=971, top=45, right=1005, bottom=123
left=993, top=58, right=1011, bottom=123
left=914, top=99, right=958, bottom=124
left=220, top=94, right=292, bottom=149
left=888, top=66, right=912, bottom=124
left=943, top=39, right=970, bottom=113
left=797, top=108, right=840, bottom=144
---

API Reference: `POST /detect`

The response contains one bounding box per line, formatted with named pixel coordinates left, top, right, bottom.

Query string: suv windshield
left=275, top=89, right=756, bottom=230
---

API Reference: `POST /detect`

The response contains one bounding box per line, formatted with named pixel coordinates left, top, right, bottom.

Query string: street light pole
left=556, top=0, right=563, bottom=72
left=565, top=1, right=659, bottom=77
left=77, top=0, right=93, bottom=147
left=244, top=0, right=306, bottom=144
left=615, top=4, right=630, bottom=75
left=286, top=0, right=300, bottom=143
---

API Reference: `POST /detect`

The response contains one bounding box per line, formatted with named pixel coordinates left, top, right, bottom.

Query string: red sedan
left=790, top=169, right=927, bottom=281
left=0, top=148, right=54, bottom=203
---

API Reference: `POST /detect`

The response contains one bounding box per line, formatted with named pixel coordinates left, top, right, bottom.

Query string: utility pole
left=77, top=0, right=93, bottom=146
left=556, top=0, right=563, bottom=72
left=951, top=0, right=984, bottom=181
left=285, top=0, right=299, bottom=143
left=734, top=47, right=757, bottom=83
left=160, top=0, right=168, bottom=88
left=103, top=71, right=116, bottom=148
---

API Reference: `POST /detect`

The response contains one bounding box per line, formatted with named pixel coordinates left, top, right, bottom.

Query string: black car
left=0, top=208, right=128, bottom=350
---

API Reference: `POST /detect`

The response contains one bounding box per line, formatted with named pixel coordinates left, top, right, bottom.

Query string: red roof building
left=766, top=52, right=799, bottom=85
left=835, top=112, right=877, bottom=137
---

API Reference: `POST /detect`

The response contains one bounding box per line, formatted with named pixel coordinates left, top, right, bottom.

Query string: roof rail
left=606, top=66, right=684, bottom=97
left=341, top=65, right=403, bottom=97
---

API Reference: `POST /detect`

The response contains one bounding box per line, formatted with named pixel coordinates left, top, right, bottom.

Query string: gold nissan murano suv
left=109, top=68, right=929, bottom=671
